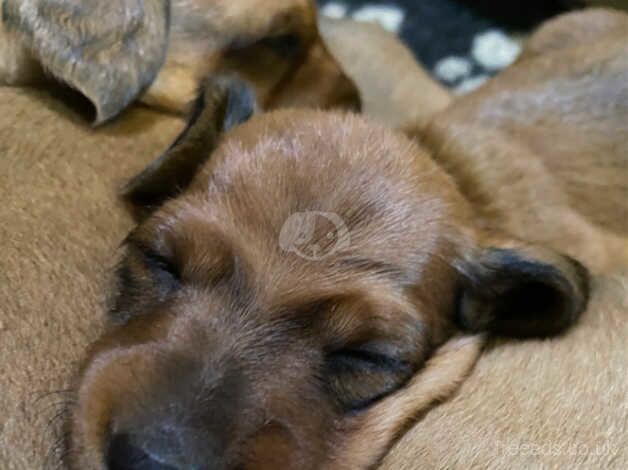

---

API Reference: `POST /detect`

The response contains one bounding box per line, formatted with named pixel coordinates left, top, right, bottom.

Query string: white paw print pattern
left=433, top=56, right=472, bottom=83
left=472, top=30, right=521, bottom=71
left=434, top=29, right=522, bottom=94
left=320, top=2, right=348, bottom=19
left=320, top=2, right=405, bottom=33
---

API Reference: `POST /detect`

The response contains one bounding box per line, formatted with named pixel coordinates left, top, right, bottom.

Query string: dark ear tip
left=545, top=254, right=590, bottom=329
left=197, top=75, right=257, bottom=131
left=119, top=74, right=257, bottom=219
left=223, top=80, right=257, bottom=131
left=457, top=247, right=591, bottom=338
left=119, top=171, right=163, bottom=222
left=567, top=255, right=590, bottom=304
left=118, top=149, right=174, bottom=209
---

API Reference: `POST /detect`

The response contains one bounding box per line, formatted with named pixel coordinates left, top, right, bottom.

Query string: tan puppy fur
left=0, top=8, right=626, bottom=470
left=410, top=9, right=628, bottom=274
left=318, top=17, right=452, bottom=128
left=382, top=9, right=628, bottom=469
left=381, top=272, right=628, bottom=469
left=0, top=89, right=184, bottom=469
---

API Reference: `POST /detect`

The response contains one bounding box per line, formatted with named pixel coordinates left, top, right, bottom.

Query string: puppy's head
left=67, top=79, right=588, bottom=469
left=3, top=0, right=358, bottom=123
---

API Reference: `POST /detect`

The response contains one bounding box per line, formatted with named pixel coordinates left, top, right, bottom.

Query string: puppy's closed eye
left=258, top=34, right=301, bottom=58
left=108, top=240, right=180, bottom=325
left=130, top=242, right=181, bottom=292
left=326, top=344, right=413, bottom=412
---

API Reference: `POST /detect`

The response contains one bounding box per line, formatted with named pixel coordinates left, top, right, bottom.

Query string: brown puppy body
left=0, top=89, right=184, bottom=469
left=1, top=8, right=627, bottom=470
left=381, top=9, right=628, bottom=469
left=410, top=8, right=628, bottom=274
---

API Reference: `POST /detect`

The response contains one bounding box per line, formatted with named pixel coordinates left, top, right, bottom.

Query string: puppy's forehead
left=155, top=110, right=469, bottom=300
left=209, top=111, right=466, bottom=230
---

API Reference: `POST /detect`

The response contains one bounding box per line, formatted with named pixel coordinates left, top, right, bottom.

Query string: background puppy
left=0, top=0, right=359, bottom=122
left=382, top=8, right=628, bottom=469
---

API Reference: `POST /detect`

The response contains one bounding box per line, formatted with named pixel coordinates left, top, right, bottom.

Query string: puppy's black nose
left=107, top=433, right=177, bottom=470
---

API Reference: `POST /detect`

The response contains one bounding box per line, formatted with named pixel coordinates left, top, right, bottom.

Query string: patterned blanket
left=317, top=0, right=570, bottom=93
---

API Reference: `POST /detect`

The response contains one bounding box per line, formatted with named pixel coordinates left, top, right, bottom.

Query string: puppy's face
left=67, top=81, right=588, bottom=470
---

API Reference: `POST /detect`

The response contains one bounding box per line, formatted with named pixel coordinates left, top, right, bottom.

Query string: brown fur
left=382, top=8, right=628, bottom=469
left=408, top=9, right=628, bottom=273
left=381, top=272, right=628, bottom=469
left=0, top=89, right=183, bottom=469
left=63, top=16, right=600, bottom=465
left=1, top=8, right=627, bottom=470
left=318, top=17, right=452, bottom=128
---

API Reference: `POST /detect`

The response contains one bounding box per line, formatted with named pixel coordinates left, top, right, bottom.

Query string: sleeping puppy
left=0, top=0, right=358, bottom=123
left=0, top=14, right=453, bottom=469
left=67, top=76, right=588, bottom=469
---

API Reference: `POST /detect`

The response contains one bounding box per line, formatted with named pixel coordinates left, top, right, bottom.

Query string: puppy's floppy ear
left=2, top=0, right=169, bottom=123
left=456, top=243, right=589, bottom=338
left=122, top=75, right=256, bottom=213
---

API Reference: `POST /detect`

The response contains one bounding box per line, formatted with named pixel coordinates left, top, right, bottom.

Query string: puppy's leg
left=319, top=17, right=452, bottom=128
